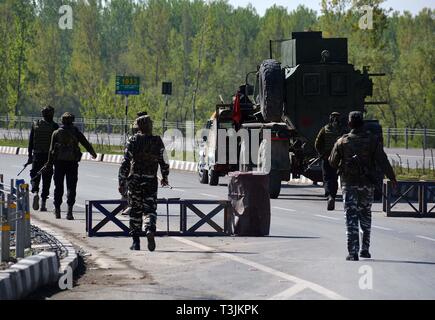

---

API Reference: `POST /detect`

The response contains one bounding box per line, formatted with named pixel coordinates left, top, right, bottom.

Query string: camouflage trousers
left=127, top=174, right=158, bottom=236
left=342, top=186, right=374, bottom=255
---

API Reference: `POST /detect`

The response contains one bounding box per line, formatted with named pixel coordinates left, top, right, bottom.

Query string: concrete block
left=0, top=269, right=23, bottom=299
left=0, top=272, right=15, bottom=300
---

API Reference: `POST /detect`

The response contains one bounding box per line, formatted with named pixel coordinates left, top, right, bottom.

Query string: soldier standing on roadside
left=44, top=112, right=97, bottom=220
left=28, top=106, right=59, bottom=212
left=315, top=112, right=346, bottom=210
left=119, top=115, right=170, bottom=252
left=329, top=111, right=397, bottom=261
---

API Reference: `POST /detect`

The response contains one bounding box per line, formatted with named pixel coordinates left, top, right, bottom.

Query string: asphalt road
left=1, top=154, right=435, bottom=300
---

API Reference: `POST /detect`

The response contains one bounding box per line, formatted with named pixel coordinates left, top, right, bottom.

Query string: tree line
left=0, top=0, right=433, bottom=131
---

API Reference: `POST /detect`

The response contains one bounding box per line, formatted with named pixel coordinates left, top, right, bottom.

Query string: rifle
left=158, top=175, right=173, bottom=189
left=304, top=153, right=326, bottom=172
left=30, top=163, right=53, bottom=182
left=17, top=161, right=31, bottom=176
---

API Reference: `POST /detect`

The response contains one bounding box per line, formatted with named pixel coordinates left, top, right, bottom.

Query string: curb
left=0, top=146, right=18, bottom=155
left=0, top=223, right=78, bottom=300
left=0, top=146, right=312, bottom=184
left=0, top=252, right=58, bottom=300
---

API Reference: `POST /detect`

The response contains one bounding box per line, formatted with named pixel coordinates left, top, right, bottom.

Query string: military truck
left=198, top=31, right=384, bottom=198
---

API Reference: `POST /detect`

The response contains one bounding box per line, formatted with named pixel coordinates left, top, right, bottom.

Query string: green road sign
left=116, top=76, right=140, bottom=95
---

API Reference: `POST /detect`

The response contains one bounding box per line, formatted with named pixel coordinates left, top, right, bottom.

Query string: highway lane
left=1, top=154, right=435, bottom=299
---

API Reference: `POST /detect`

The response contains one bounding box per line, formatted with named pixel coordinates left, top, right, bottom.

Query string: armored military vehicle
left=198, top=31, right=384, bottom=198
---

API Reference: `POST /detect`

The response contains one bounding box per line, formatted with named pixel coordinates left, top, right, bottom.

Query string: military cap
left=348, top=111, right=364, bottom=126
left=137, top=111, right=148, bottom=117
left=330, top=112, right=340, bottom=117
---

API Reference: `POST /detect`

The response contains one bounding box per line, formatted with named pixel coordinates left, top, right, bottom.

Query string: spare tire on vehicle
left=259, top=59, right=284, bottom=122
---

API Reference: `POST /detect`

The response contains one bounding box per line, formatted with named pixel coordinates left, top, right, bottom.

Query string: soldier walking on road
left=315, top=112, right=346, bottom=210
left=118, top=115, right=170, bottom=252
left=28, top=106, right=59, bottom=212
left=44, top=112, right=97, bottom=220
left=329, top=111, right=397, bottom=261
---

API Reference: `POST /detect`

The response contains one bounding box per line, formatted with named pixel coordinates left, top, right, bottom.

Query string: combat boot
left=130, top=236, right=140, bottom=251
left=360, top=250, right=371, bottom=259
left=33, top=193, right=40, bottom=211
left=40, top=199, right=47, bottom=212
left=346, top=254, right=359, bottom=261
left=54, top=207, right=61, bottom=219
left=66, top=206, right=74, bottom=220
left=327, top=196, right=335, bottom=211
left=146, top=230, right=156, bottom=252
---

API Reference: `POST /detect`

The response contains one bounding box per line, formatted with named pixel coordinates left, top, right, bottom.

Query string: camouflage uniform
left=329, top=112, right=396, bottom=259
left=315, top=112, right=346, bottom=199
left=118, top=128, right=169, bottom=237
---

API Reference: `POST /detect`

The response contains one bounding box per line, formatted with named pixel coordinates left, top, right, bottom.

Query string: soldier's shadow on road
left=368, top=259, right=435, bottom=266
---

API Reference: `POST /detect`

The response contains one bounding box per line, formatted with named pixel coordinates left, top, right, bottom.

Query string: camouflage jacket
left=315, top=124, right=346, bottom=158
left=118, top=133, right=170, bottom=188
left=329, top=128, right=396, bottom=186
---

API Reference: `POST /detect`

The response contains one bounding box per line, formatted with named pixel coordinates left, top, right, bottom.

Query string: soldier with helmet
left=45, top=112, right=97, bottom=220
left=28, top=106, right=59, bottom=211
left=329, top=111, right=397, bottom=261
left=118, top=115, right=170, bottom=252
left=315, top=112, right=346, bottom=210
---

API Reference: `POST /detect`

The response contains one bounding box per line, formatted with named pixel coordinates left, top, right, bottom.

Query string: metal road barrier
left=383, top=179, right=435, bottom=217
left=0, top=175, right=32, bottom=261
left=85, top=199, right=233, bottom=237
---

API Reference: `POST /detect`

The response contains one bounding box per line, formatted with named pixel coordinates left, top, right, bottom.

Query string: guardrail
left=382, top=179, right=435, bottom=217
left=85, top=199, right=233, bottom=237
left=385, top=128, right=435, bottom=149
left=0, top=175, right=32, bottom=261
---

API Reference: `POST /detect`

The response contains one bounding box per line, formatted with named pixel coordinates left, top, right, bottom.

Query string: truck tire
left=208, top=169, right=219, bottom=186
left=199, top=169, right=209, bottom=184
left=269, top=170, right=282, bottom=199
left=259, top=59, right=284, bottom=122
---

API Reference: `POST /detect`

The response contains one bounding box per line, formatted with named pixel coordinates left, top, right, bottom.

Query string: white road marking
left=170, top=236, right=347, bottom=300
left=416, top=235, right=435, bottom=242
left=273, top=206, right=296, bottom=212
left=200, top=193, right=220, bottom=198
left=171, top=188, right=186, bottom=192
left=315, top=214, right=340, bottom=221
left=75, top=204, right=86, bottom=209
left=269, top=283, right=307, bottom=300
left=372, top=225, right=393, bottom=231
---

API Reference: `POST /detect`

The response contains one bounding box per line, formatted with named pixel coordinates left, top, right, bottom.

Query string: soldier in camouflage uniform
left=118, top=115, right=169, bottom=251
left=28, top=106, right=59, bottom=211
left=315, top=112, right=346, bottom=211
left=329, top=111, right=397, bottom=261
left=120, top=111, right=149, bottom=216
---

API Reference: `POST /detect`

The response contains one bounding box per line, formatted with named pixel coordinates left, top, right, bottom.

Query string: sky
left=227, top=0, right=434, bottom=16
